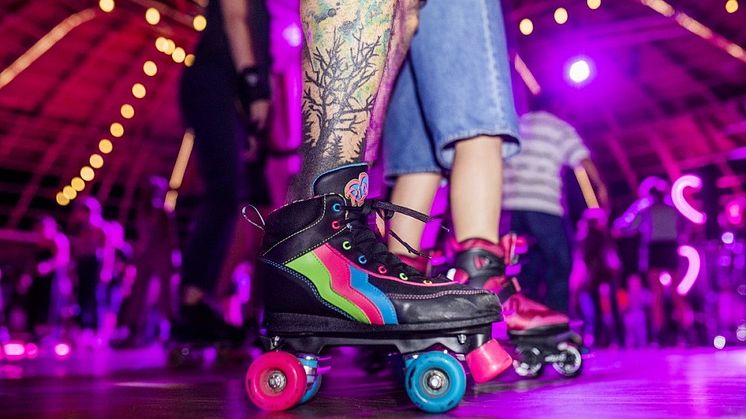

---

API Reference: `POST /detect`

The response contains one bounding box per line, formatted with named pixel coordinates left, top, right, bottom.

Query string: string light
left=89, top=154, right=104, bottom=169
left=726, top=0, right=739, bottom=13
left=62, top=186, right=77, bottom=200
left=554, top=7, right=569, bottom=24
left=155, top=37, right=169, bottom=52
left=193, top=15, right=207, bottom=31
left=71, top=177, right=85, bottom=192
left=80, top=166, right=95, bottom=182
left=110, top=122, right=124, bottom=137
left=519, top=18, right=534, bottom=35
left=184, top=54, right=195, bottom=67
left=132, top=83, right=146, bottom=99
left=99, top=139, right=113, bottom=154
left=164, top=39, right=176, bottom=55
left=588, top=0, right=602, bottom=9
left=172, top=47, right=186, bottom=63
left=143, top=61, right=158, bottom=76
left=56, top=192, right=69, bottom=206
left=145, top=8, right=161, bottom=25
left=99, top=0, right=115, bottom=13
left=120, top=104, right=134, bottom=119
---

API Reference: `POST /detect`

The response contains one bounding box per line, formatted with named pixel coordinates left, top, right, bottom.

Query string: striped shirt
left=503, top=111, right=589, bottom=216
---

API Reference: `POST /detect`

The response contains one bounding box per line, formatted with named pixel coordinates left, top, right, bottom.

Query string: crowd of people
left=0, top=0, right=716, bottom=357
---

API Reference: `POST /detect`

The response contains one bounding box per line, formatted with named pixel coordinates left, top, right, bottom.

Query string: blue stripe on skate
left=349, top=267, right=398, bottom=324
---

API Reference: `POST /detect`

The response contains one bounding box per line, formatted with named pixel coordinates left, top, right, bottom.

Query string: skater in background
left=503, top=93, right=608, bottom=314
left=98, top=221, right=133, bottom=344
left=613, top=177, right=689, bottom=346
left=620, top=273, right=652, bottom=348
left=26, top=216, right=70, bottom=339
left=382, top=0, right=576, bottom=342
left=177, top=0, right=271, bottom=342
left=68, top=197, right=106, bottom=345
left=114, top=177, right=176, bottom=348
left=571, top=208, right=624, bottom=347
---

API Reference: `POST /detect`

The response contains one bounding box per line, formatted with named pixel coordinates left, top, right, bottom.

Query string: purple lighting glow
left=54, top=343, right=71, bottom=359
left=677, top=245, right=701, bottom=296
left=671, top=175, right=706, bottom=224
left=566, top=57, right=593, bottom=85
left=659, top=271, right=672, bottom=286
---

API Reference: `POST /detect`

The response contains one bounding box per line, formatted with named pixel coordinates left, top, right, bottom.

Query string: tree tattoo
left=290, top=0, right=407, bottom=200
left=303, top=28, right=381, bottom=162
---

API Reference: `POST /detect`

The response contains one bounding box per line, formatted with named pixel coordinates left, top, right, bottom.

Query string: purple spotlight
left=566, top=57, right=593, bottom=85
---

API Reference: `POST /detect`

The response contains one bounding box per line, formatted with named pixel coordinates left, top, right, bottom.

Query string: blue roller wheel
left=300, top=375, right=323, bottom=404
left=404, top=351, right=466, bottom=413
left=298, top=356, right=323, bottom=404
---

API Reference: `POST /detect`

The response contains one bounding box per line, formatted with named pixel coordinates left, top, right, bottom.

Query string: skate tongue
left=313, top=163, right=369, bottom=206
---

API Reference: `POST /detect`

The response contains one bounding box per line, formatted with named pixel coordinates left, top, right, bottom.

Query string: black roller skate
left=449, top=235, right=584, bottom=379
left=244, top=164, right=511, bottom=413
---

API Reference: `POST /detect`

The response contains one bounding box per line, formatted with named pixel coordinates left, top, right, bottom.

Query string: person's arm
left=580, top=158, right=609, bottom=210
left=221, top=0, right=270, bottom=130
left=561, top=122, right=609, bottom=210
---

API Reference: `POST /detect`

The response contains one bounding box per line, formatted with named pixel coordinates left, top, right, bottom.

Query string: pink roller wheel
left=245, top=351, right=307, bottom=411
left=465, top=339, right=512, bottom=384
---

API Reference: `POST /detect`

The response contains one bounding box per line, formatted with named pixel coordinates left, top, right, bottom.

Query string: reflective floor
left=1, top=345, right=745, bottom=418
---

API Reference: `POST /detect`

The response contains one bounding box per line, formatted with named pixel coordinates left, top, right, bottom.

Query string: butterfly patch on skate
left=344, top=172, right=369, bottom=207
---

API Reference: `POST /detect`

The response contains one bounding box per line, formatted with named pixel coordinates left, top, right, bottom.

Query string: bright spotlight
left=567, top=58, right=593, bottom=85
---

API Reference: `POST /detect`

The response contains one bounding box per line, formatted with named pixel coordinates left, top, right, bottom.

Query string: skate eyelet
left=423, top=279, right=432, bottom=285
left=342, top=241, right=352, bottom=250
left=399, top=273, right=408, bottom=281
left=331, top=220, right=341, bottom=230
left=331, top=203, right=342, bottom=213
left=378, top=265, right=388, bottom=274
left=358, top=255, right=367, bottom=264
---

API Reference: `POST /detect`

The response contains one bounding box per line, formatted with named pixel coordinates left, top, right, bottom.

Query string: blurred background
left=0, top=0, right=744, bottom=363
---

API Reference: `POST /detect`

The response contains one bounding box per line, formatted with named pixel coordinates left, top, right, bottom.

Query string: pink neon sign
left=671, top=175, right=706, bottom=224
left=677, top=245, right=701, bottom=296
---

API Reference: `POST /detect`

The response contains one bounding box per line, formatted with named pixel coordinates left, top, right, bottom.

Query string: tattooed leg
left=289, top=0, right=420, bottom=200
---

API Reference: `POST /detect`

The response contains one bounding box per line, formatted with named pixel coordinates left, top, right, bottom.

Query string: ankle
left=395, top=253, right=429, bottom=272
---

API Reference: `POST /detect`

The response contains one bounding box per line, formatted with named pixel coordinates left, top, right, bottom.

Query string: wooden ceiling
left=0, top=0, right=745, bottom=232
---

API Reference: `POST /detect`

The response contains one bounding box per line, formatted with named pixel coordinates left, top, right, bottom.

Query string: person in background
left=613, top=177, right=687, bottom=345
left=177, top=0, right=271, bottom=342
left=68, top=197, right=107, bottom=346
left=27, top=216, right=70, bottom=339
left=99, top=221, right=133, bottom=344
left=571, top=208, right=624, bottom=347
left=503, top=94, right=608, bottom=314
left=620, top=273, right=652, bottom=348
left=114, top=177, right=178, bottom=348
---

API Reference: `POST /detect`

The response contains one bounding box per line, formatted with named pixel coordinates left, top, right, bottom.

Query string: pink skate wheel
left=245, top=351, right=307, bottom=411
left=466, top=339, right=513, bottom=383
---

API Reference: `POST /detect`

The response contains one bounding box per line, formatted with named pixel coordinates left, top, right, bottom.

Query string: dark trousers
left=179, top=64, right=242, bottom=293
left=510, top=210, right=572, bottom=313
left=76, top=256, right=100, bottom=329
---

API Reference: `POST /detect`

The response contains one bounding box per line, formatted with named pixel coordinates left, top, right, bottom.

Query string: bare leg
left=290, top=0, right=420, bottom=200
left=388, top=172, right=442, bottom=255
left=451, top=135, right=503, bottom=243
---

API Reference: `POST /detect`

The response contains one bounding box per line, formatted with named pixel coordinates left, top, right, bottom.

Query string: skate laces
left=342, top=200, right=447, bottom=282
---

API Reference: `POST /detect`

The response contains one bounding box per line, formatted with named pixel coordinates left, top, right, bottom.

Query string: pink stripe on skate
left=314, top=244, right=384, bottom=325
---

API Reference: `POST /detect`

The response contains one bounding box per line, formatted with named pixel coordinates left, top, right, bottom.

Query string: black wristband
left=239, top=66, right=271, bottom=104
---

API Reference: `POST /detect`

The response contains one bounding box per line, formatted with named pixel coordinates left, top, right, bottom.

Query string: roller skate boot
left=244, top=163, right=511, bottom=413
left=449, top=235, right=583, bottom=378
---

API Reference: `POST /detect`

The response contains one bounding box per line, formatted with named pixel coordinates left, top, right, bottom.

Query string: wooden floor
left=1, top=345, right=745, bottom=418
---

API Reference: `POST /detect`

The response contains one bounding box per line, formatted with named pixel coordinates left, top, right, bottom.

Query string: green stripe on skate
left=286, top=252, right=369, bottom=323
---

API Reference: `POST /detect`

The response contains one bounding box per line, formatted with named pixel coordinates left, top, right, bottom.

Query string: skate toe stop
left=466, top=339, right=512, bottom=384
